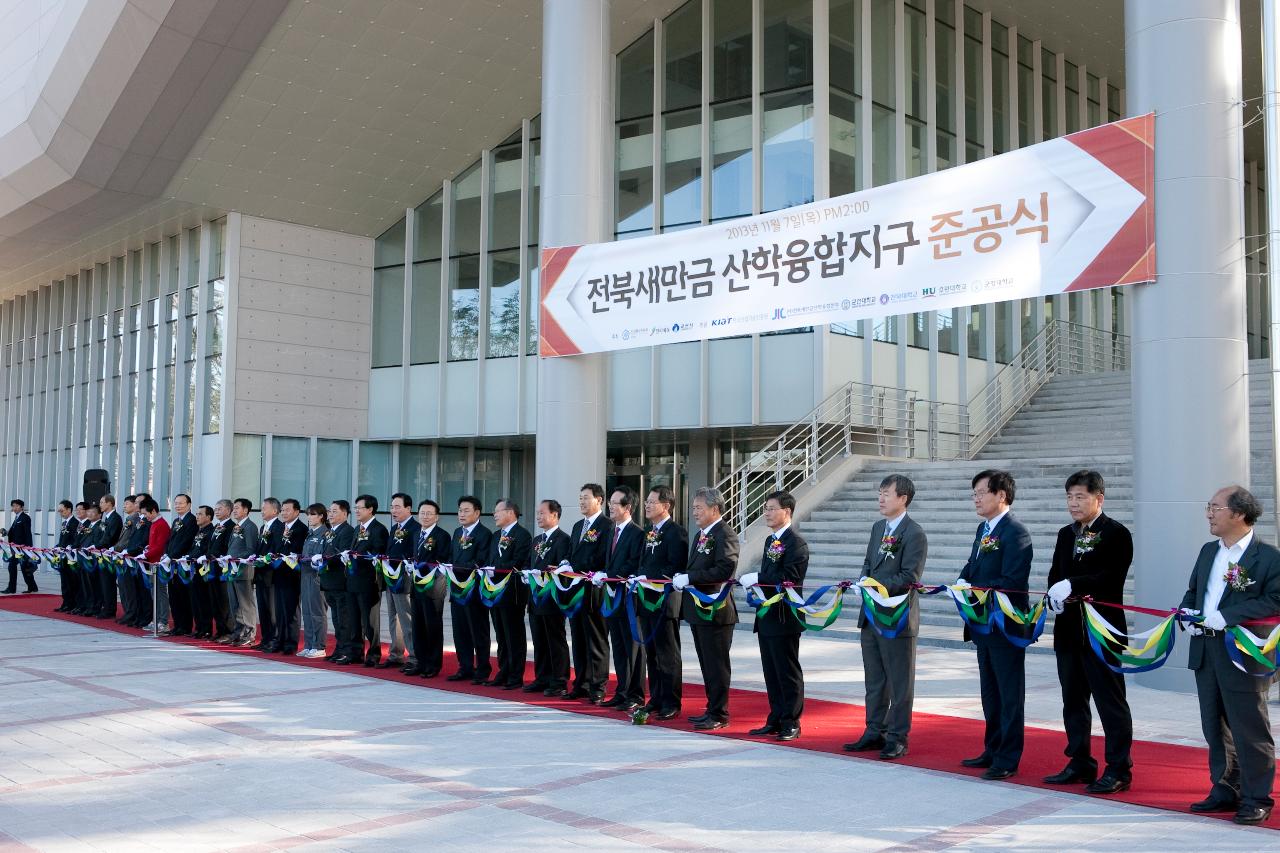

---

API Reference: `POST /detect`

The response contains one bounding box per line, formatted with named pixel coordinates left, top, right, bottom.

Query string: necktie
left=982, top=522, right=991, bottom=538
left=611, top=526, right=622, bottom=555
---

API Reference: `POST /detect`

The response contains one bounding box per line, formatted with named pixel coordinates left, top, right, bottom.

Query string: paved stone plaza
left=0, top=605, right=1276, bottom=851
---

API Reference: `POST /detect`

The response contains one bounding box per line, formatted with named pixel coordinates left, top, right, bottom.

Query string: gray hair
left=215, top=499, right=233, bottom=511
left=262, top=497, right=281, bottom=511
left=693, top=487, right=725, bottom=513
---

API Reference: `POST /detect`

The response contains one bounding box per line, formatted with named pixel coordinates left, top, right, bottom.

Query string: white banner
left=539, top=115, right=1154, bottom=357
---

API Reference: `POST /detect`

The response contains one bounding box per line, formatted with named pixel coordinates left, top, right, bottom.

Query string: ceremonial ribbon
left=1082, top=601, right=1179, bottom=674
left=1224, top=623, right=1280, bottom=676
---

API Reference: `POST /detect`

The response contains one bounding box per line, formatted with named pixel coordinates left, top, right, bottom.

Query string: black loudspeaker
left=83, top=469, right=110, bottom=506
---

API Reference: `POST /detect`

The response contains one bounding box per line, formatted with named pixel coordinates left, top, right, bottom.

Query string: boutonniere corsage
left=695, top=533, right=713, bottom=555
left=393, top=526, right=406, bottom=541
left=425, top=536, right=435, bottom=550
left=356, top=527, right=370, bottom=543
left=459, top=533, right=473, bottom=550
left=766, top=539, right=786, bottom=562
left=583, top=528, right=600, bottom=543
left=1074, top=530, right=1101, bottom=557
left=172, top=518, right=183, bottom=531
left=499, top=533, right=512, bottom=552
left=1225, top=561, right=1255, bottom=592
left=979, top=535, right=1000, bottom=553
left=534, top=539, right=551, bottom=559
left=233, top=523, right=243, bottom=537
left=879, top=534, right=900, bottom=558
left=645, top=529, right=660, bottom=550
left=323, top=530, right=334, bottom=543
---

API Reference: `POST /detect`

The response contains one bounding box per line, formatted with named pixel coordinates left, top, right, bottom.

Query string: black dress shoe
left=421, top=670, right=439, bottom=678
left=332, top=655, right=354, bottom=665
left=375, top=660, right=395, bottom=669
left=693, top=718, right=728, bottom=731
left=1044, top=765, right=1097, bottom=785
left=401, top=666, right=423, bottom=675
left=982, top=767, right=1016, bottom=780
left=1085, top=774, right=1130, bottom=795
left=687, top=713, right=709, bottom=724
left=1190, top=795, right=1240, bottom=813
left=961, top=755, right=994, bottom=768
left=879, top=742, right=908, bottom=760
left=600, top=695, right=626, bottom=708
left=445, top=672, right=471, bottom=682
left=618, top=701, right=640, bottom=713
left=542, top=686, right=562, bottom=696
left=749, top=724, right=781, bottom=736
left=777, top=726, right=801, bottom=742
left=364, top=659, right=379, bottom=668
left=654, top=708, right=680, bottom=720
left=522, top=682, right=547, bottom=693
left=585, top=693, right=606, bottom=705
left=503, top=682, right=523, bottom=691
left=842, top=733, right=886, bottom=753
left=324, top=653, right=339, bottom=662
left=471, top=677, right=487, bottom=685
left=0, top=588, right=15, bottom=595
left=1233, top=805, right=1272, bottom=825
left=482, top=678, right=503, bottom=686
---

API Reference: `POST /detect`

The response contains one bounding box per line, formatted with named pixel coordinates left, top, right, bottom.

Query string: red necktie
left=611, top=526, right=621, bottom=555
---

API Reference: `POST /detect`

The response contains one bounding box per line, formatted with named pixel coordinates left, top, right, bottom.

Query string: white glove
left=737, top=572, right=759, bottom=589
left=952, top=579, right=972, bottom=590
left=590, top=571, right=606, bottom=587
left=553, top=561, right=571, bottom=575
left=1186, top=623, right=1205, bottom=637
left=628, top=574, right=648, bottom=589
left=1203, top=611, right=1227, bottom=631
left=1047, top=579, right=1072, bottom=611
left=672, top=573, right=690, bottom=590
left=311, top=554, right=323, bottom=567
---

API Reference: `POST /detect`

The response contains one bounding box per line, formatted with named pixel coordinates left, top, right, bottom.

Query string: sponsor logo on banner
left=539, top=115, right=1156, bottom=357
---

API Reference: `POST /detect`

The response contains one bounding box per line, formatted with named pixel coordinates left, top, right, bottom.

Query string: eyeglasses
left=1206, top=503, right=1231, bottom=514
left=971, top=490, right=991, bottom=498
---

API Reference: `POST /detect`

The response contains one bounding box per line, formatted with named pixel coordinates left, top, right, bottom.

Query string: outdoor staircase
left=799, top=363, right=1276, bottom=646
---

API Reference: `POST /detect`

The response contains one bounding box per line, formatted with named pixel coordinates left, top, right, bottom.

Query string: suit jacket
left=491, top=523, right=533, bottom=607
left=349, top=518, right=389, bottom=595
left=114, top=513, right=137, bottom=550
left=320, top=521, right=356, bottom=592
left=858, top=515, right=928, bottom=637
left=255, top=517, right=284, bottom=585
left=386, top=517, right=421, bottom=593
left=566, top=514, right=611, bottom=613
left=144, top=517, right=171, bottom=564
left=76, top=519, right=98, bottom=551
left=1179, top=535, right=1280, bottom=691
left=166, top=512, right=198, bottom=559
left=414, top=522, right=452, bottom=601
left=6, top=512, right=32, bottom=547
left=57, top=516, right=79, bottom=548
left=226, top=517, right=259, bottom=560
left=603, top=521, right=644, bottom=620
left=638, top=518, right=688, bottom=618
left=682, top=520, right=740, bottom=626
left=959, top=512, right=1033, bottom=641
left=755, top=527, right=809, bottom=636
left=1046, top=513, right=1131, bottom=649
left=451, top=522, right=494, bottom=576
left=126, top=517, right=152, bottom=557
left=277, top=518, right=309, bottom=590
left=208, top=519, right=234, bottom=560
left=98, top=511, right=124, bottom=549
left=188, top=523, right=215, bottom=567
left=528, top=527, right=572, bottom=616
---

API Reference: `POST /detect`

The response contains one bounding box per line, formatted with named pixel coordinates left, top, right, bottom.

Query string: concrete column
left=1126, top=0, right=1247, bottom=689
left=535, top=0, right=611, bottom=524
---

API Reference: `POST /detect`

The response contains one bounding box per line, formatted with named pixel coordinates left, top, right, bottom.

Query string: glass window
left=451, top=162, right=483, bottom=257
left=1107, top=84, right=1121, bottom=122
left=762, top=88, right=814, bottom=212
left=872, top=104, right=894, bottom=186
left=147, top=242, right=160, bottom=301
left=665, top=1, right=701, bottom=111
left=908, top=312, right=928, bottom=349
left=357, top=442, right=392, bottom=504
left=372, top=266, right=405, bottom=368
left=1042, top=48, right=1059, bottom=139
left=437, top=446, right=468, bottom=510
left=618, top=31, right=655, bottom=122
left=398, top=444, right=432, bottom=504
left=1064, top=61, right=1080, bottom=134
left=413, top=192, right=444, bottom=262
left=1086, top=73, right=1102, bottom=127
left=129, top=249, right=143, bottom=306
left=231, top=434, right=264, bottom=507
left=316, top=440, right=352, bottom=502
left=206, top=220, right=222, bottom=281
left=713, top=0, right=751, bottom=102
left=486, top=249, right=521, bottom=358
left=410, top=261, right=442, bottom=364
left=711, top=100, right=752, bottom=220
left=937, top=309, right=959, bottom=354
left=663, top=108, right=702, bottom=228
left=830, top=0, right=861, bottom=97
left=616, top=117, right=654, bottom=234
left=526, top=246, right=540, bottom=356
left=1017, top=37, right=1034, bottom=146
left=528, top=137, right=541, bottom=249
left=991, top=24, right=1009, bottom=153
left=904, top=3, right=925, bottom=119
left=830, top=89, right=859, bottom=196
left=873, top=314, right=898, bottom=344
left=870, top=0, right=895, bottom=184
left=963, top=12, right=984, bottom=151
left=936, top=11, right=956, bottom=167
left=448, top=256, right=481, bottom=361
left=474, top=449, right=504, bottom=511
left=968, top=307, right=987, bottom=359
left=271, top=436, right=310, bottom=502
left=490, top=145, right=522, bottom=251
left=375, top=217, right=406, bottom=268
left=762, top=0, right=813, bottom=92
left=994, top=300, right=1013, bottom=362
left=203, top=354, right=222, bottom=433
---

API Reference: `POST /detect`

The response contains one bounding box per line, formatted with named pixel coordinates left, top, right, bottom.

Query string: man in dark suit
left=321, top=500, right=358, bottom=663
left=743, top=490, right=809, bottom=742
left=636, top=485, right=687, bottom=720
left=846, top=474, right=928, bottom=759
left=73, top=504, right=103, bottom=617
left=1179, top=485, right=1280, bottom=826
left=1043, top=470, right=1134, bottom=794
left=187, top=505, right=219, bottom=639
left=164, top=494, right=199, bottom=636
left=383, top=493, right=420, bottom=670
left=54, top=500, right=79, bottom=611
left=411, top=500, right=452, bottom=677
left=563, top=483, right=612, bottom=702
left=601, top=486, right=646, bottom=712
left=956, top=469, right=1034, bottom=780
left=487, top=498, right=533, bottom=689
left=526, top=499, right=572, bottom=696
left=3, top=498, right=35, bottom=593
left=122, top=499, right=153, bottom=628
left=350, top=495, right=389, bottom=666
left=108, top=495, right=138, bottom=621
left=272, top=499, right=308, bottom=655
left=447, top=495, right=494, bottom=683
left=253, top=498, right=284, bottom=652
left=95, top=495, right=124, bottom=618
left=673, top=486, right=740, bottom=731
left=208, top=501, right=238, bottom=642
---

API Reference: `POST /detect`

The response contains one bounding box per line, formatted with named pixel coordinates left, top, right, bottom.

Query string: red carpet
left=3, top=592, right=1275, bottom=829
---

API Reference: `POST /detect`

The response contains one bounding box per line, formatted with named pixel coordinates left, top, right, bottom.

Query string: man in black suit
left=164, top=494, right=199, bottom=636
left=54, top=500, right=79, bottom=611
left=1043, top=470, right=1134, bottom=794
left=209, top=499, right=237, bottom=642
left=272, top=499, right=308, bottom=655
left=956, top=469, right=1034, bottom=780
left=487, top=498, right=533, bottom=689
left=636, top=485, right=687, bottom=720
left=526, top=499, right=572, bottom=696
left=187, top=505, right=218, bottom=639
left=122, top=499, right=153, bottom=628
left=253, top=498, right=284, bottom=652
left=743, top=490, right=809, bottom=742
left=447, top=495, right=494, bottom=683
left=411, top=500, right=451, bottom=678
left=383, top=493, right=419, bottom=670
left=673, top=486, right=740, bottom=731
left=350, top=495, right=389, bottom=666
left=1179, top=485, right=1280, bottom=826
left=321, top=500, right=358, bottom=663
left=3, top=498, right=35, bottom=593
left=74, top=504, right=103, bottom=616
left=563, top=483, right=612, bottom=702
left=847, top=474, right=929, bottom=760
left=95, top=495, right=125, bottom=618
left=602, top=486, right=646, bottom=712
